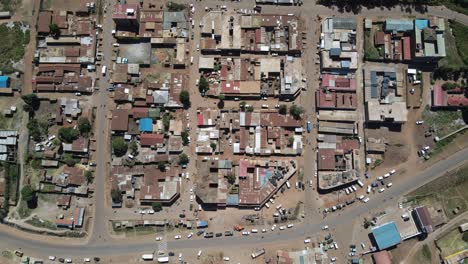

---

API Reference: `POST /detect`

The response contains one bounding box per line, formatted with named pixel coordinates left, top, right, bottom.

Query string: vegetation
left=27, top=119, right=48, bottom=141
left=62, top=154, right=76, bottom=167
left=166, top=1, right=186, bottom=11
left=179, top=90, right=190, bottom=108
left=158, top=161, right=166, bottom=172
left=226, top=172, right=236, bottom=185
left=78, top=117, right=92, bottom=136
left=289, top=104, right=304, bottom=120
left=288, top=136, right=295, bottom=146
left=422, top=105, right=464, bottom=137
left=179, top=153, right=189, bottom=166
left=246, top=105, right=254, bottom=112
left=162, top=113, right=172, bottom=131
left=129, top=140, right=138, bottom=155
left=199, top=76, right=209, bottom=94
left=152, top=202, right=163, bottom=212
left=181, top=131, right=189, bottom=146
left=111, top=189, right=122, bottom=204
left=210, top=142, right=217, bottom=151
left=363, top=217, right=375, bottom=229
left=218, top=94, right=225, bottom=108
left=112, top=137, right=128, bottom=157
left=421, top=244, right=432, bottom=262
left=85, top=170, right=93, bottom=184
left=436, top=228, right=468, bottom=257
left=239, top=101, right=246, bottom=111
left=26, top=217, right=57, bottom=230
left=442, top=82, right=460, bottom=90
left=49, top=23, right=60, bottom=38
left=58, top=127, right=79, bottom=143
left=436, top=21, right=468, bottom=80
left=0, top=23, right=30, bottom=74
left=21, top=185, right=36, bottom=208
left=278, top=104, right=288, bottom=115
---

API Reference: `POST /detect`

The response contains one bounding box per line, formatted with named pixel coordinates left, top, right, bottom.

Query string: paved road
left=1, top=147, right=467, bottom=257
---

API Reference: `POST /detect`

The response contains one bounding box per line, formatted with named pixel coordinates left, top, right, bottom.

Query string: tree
left=152, top=202, right=163, bottom=212
left=112, top=137, right=128, bottom=157
left=62, top=154, right=76, bottom=167
left=111, top=189, right=122, bottom=203
left=179, top=153, right=189, bottom=165
left=21, top=185, right=35, bottom=203
left=218, top=94, right=225, bottom=109
left=85, top=170, right=93, bottom=184
left=166, top=1, right=186, bottom=11
left=129, top=140, right=138, bottom=155
left=58, top=127, right=79, bottom=143
left=226, top=172, right=236, bottom=185
left=158, top=161, right=166, bottom=172
left=78, top=117, right=92, bottom=136
left=279, top=104, right=288, bottom=115
left=162, top=113, right=172, bottom=131
left=239, top=101, right=246, bottom=111
left=27, top=119, right=48, bottom=141
left=246, top=105, right=254, bottom=112
left=288, top=136, right=294, bottom=146
left=442, top=82, right=458, bottom=91
left=179, top=90, right=190, bottom=108
left=210, top=142, right=217, bottom=151
left=21, top=94, right=40, bottom=114
left=49, top=23, right=60, bottom=38
left=181, top=131, right=189, bottom=146
left=199, top=76, right=209, bottom=94
left=290, top=104, right=304, bottom=120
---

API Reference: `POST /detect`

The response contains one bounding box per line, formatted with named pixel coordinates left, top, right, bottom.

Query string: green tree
left=179, top=90, right=190, bottom=108
left=23, top=104, right=33, bottom=114
left=21, top=94, right=39, bottom=108
left=463, top=231, right=468, bottom=242
left=85, top=170, right=93, bottom=183
left=112, top=137, right=128, bottom=157
left=288, top=136, right=294, bottom=146
left=226, top=172, right=236, bottom=185
left=27, top=119, right=48, bottom=141
left=289, top=104, right=304, bottom=120
left=78, top=117, right=92, bottom=136
left=58, top=127, right=79, bottom=143
left=210, top=142, right=217, bottom=151
left=279, top=104, right=288, bottom=115
left=239, top=101, right=246, bottom=111
left=62, top=154, right=76, bottom=167
left=162, top=113, right=172, bottom=131
left=199, top=76, right=209, bottom=94
left=21, top=185, right=34, bottom=202
left=218, top=94, right=225, bottom=109
left=129, top=140, right=138, bottom=155
left=442, top=82, right=458, bottom=91
left=246, top=105, right=254, bottom=112
left=181, top=131, right=189, bottom=146
left=166, top=1, right=186, bottom=11
left=111, top=189, right=122, bottom=203
left=152, top=202, right=163, bottom=212
left=179, top=153, right=189, bottom=165
left=49, top=23, right=60, bottom=38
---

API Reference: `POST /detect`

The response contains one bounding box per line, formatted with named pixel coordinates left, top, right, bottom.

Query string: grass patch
left=25, top=216, right=57, bottom=230
left=0, top=22, right=30, bottom=74
left=0, top=0, right=21, bottom=12
left=17, top=201, right=31, bottom=219
left=1, top=250, right=13, bottom=259
left=405, top=164, right=468, bottom=219
left=421, top=244, right=432, bottom=262
left=436, top=228, right=468, bottom=257
left=450, top=21, right=468, bottom=66
left=442, top=1, right=468, bottom=16
left=431, top=130, right=466, bottom=157
left=438, top=21, right=465, bottom=70
left=422, top=106, right=464, bottom=137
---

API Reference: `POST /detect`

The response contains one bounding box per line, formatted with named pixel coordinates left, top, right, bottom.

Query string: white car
left=377, top=176, right=384, bottom=181
left=384, top=173, right=390, bottom=178
left=416, top=120, right=424, bottom=125
left=113, top=43, right=120, bottom=47
left=287, top=224, right=294, bottom=228
left=378, top=188, right=385, bottom=193
left=387, top=182, right=393, bottom=188
left=49, top=256, right=56, bottom=261
left=390, top=169, right=396, bottom=175
left=155, top=236, right=162, bottom=241
left=187, top=232, right=193, bottom=238
left=84, top=258, right=91, bottom=262
left=363, top=197, right=370, bottom=203
left=242, top=231, right=250, bottom=236
left=321, top=225, right=329, bottom=230
left=279, top=226, right=286, bottom=230
left=174, top=235, right=182, bottom=239
left=65, top=259, right=72, bottom=263
left=223, top=257, right=230, bottom=261
left=261, top=229, right=267, bottom=233
left=271, top=224, right=276, bottom=231
left=304, top=238, right=311, bottom=244
left=189, top=188, right=193, bottom=194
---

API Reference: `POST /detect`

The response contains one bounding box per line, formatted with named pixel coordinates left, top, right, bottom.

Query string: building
left=372, top=251, right=392, bottom=264
left=55, top=207, right=85, bottom=229
left=413, top=17, right=446, bottom=62
left=412, top=206, right=434, bottom=235
left=0, top=130, right=18, bottom=162
left=277, top=247, right=328, bottom=264
left=111, top=109, right=129, bottom=133
left=0, top=76, right=10, bottom=88
left=371, top=222, right=402, bottom=250
left=112, top=4, right=140, bottom=29
left=432, top=85, right=468, bottom=109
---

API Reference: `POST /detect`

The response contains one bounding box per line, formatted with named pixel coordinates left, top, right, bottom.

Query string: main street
left=1, top=146, right=467, bottom=257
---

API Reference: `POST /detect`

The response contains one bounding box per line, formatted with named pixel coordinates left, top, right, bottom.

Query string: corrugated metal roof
left=332, top=18, right=357, bottom=30
left=372, top=222, right=401, bottom=250
left=385, top=19, right=413, bottom=32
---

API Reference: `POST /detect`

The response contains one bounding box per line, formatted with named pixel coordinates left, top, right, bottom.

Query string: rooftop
left=371, top=221, right=402, bottom=250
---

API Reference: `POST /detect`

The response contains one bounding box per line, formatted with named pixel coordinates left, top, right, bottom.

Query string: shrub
left=112, top=137, right=128, bottom=157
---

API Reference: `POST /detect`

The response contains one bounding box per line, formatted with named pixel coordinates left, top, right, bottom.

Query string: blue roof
left=139, top=118, right=153, bottom=132
left=226, top=194, right=239, bottom=206
left=341, top=61, right=350, bottom=68
left=330, top=48, right=341, bottom=57
left=385, top=19, right=413, bottom=32
left=0, top=76, right=9, bottom=88
left=197, top=220, right=208, bottom=228
left=372, top=222, right=401, bottom=250
left=415, top=19, right=429, bottom=30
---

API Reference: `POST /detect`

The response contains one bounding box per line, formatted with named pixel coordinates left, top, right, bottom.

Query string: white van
left=378, top=188, right=385, bottom=193
left=286, top=181, right=291, bottom=189
left=101, top=65, right=107, bottom=76
left=142, top=254, right=154, bottom=261
left=265, top=202, right=270, bottom=208
left=390, top=169, right=396, bottom=175
left=363, top=197, right=370, bottom=203
left=251, top=229, right=258, bottom=233
left=367, top=185, right=372, bottom=194
left=197, top=250, right=202, bottom=259
left=358, top=195, right=365, bottom=200
left=351, top=186, right=357, bottom=192
left=127, top=154, right=134, bottom=159
left=190, top=56, right=194, bottom=64
left=387, top=182, right=393, bottom=188
left=357, top=180, right=364, bottom=188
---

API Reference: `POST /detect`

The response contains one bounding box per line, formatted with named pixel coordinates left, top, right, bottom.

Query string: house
left=111, top=109, right=129, bottom=133
left=62, top=137, right=89, bottom=157
left=139, top=133, right=164, bottom=147
left=55, top=207, right=85, bottom=229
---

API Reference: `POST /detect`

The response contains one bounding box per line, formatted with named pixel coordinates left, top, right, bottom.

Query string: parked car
left=416, top=120, right=424, bottom=125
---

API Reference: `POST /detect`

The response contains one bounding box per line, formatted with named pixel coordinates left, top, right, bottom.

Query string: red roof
left=447, top=95, right=468, bottom=106
left=132, top=107, right=149, bottom=119
left=402, top=37, right=412, bottom=61
left=221, top=81, right=241, bottom=94
left=375, top=31, right=385, bottom=45
left=318, top=149, right=336, bottom=170
left=197, top=113, right=204, bottom=126
left=140, top=134, right=164, bottom=146
left=433, top=85, right=444, bottom=107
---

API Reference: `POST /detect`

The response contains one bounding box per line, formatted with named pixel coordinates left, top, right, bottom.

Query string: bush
left=27, top=119, right=48, bottom=141
left=179, top=153, right=189, bottom=165
left=111, top=189, right=122, bottom=203
left=62, top=154, right=76, bottom=167
left=226, top=173, right=236, bottom=185
left=78, top=117, right=92, bottom=136
left=58, top=127, right=79, bottom=143
left=442, top=82, right=459, bottom=90
left=129, top=140, right=138, bottom=155
left=181, top=131, right=189, bottom=146
left=21, top=185, right=34, bottom=202
left=152, top=202, right=163, bottom=212
left=49, top=23, right=60, bottom=38
left=85, top=170, right=93, bottom=183
left=166, top=1, right=186, bottom=11
left=179, top=90, right=190, bottom=108
left=210, top=142, right=217, bottom=151
left=239, top=101, right=246, bottom=111
left=246, top=105, right=254, bottom=112
left=112, top=137, right=127, bottom=157
left=158, top=161, right=166, bottom=172
left=162, top=113, right=172, bottom=131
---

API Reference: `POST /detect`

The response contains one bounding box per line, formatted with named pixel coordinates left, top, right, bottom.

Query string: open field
left=0, top=22, right=30, bottom=74
left=436, top=228, right=468, bottom=258
left=422, top=106, right=466, bottom=137
left=405, top=164, right=468, bottom=219
left=438, top=21, right=466, bottom=70
left=450, top=21, right=468, bottom=67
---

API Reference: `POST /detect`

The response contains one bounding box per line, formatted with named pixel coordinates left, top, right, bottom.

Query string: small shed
left=139, top=118, right=153, bottom=132
left=0, top=76, right=10, bottom=88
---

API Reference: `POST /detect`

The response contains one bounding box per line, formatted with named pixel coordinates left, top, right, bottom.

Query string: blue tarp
left=197, top=220, right=208, bottom=228
left=415, top=19, right=429, bottom=30
left=372, top=222, right=401, bottom=250
left=0, top=76, right=9, bottom=88
left=139, top=118, right=153, bottom=132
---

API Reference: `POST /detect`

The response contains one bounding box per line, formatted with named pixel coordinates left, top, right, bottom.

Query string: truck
left=157, top=256, right=169, bottom=263
left=234, top=225, right=244, bottom=231
left=101, top=65, right=107, bottom=76
left=251, top=249, right=265, bottom=259
left=357, top=180, right=364, bottom=188
left=141, top=254, right=154, bottom=261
